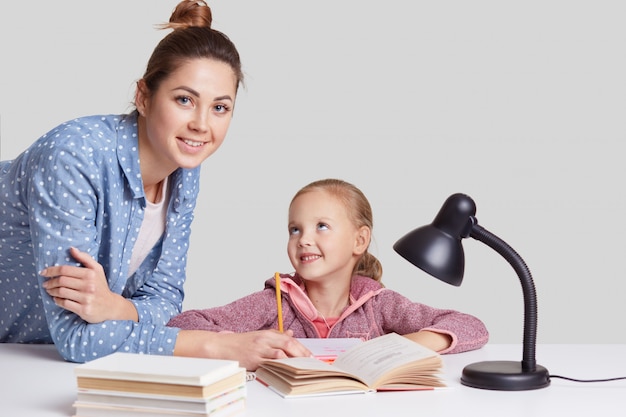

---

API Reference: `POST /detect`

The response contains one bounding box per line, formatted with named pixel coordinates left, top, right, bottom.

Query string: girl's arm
left=403, top=330, right=453, bottom=352
left=166, top=287, right=282, bottom=332
left=378, top=290, right=489, bottom=354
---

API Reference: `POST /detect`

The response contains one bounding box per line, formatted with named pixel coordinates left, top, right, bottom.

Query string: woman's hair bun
left=159, top=0, right=213, bottom=31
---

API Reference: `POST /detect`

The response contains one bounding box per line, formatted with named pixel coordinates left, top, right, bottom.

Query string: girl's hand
left=40, top=247, right=138, bottom=323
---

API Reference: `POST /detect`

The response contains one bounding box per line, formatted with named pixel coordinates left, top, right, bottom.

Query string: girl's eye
left=289, top=227, right=300, bottom=236
left=317, top=223, right=329, bottom=231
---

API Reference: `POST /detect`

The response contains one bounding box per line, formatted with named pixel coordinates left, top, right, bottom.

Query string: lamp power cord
left=549, top=374, right=626, bottom=383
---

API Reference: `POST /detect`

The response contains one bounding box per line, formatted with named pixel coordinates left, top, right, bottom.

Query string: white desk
left=1, top=343, right=625, bottom=416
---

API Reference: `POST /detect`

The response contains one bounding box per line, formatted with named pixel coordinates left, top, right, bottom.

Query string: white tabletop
left=1, top=343, right=625, bottom=416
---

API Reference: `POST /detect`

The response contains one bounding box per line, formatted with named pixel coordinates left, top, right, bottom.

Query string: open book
left=255, top=333, right=445, bottom=398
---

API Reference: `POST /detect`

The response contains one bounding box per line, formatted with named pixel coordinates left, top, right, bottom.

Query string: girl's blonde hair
left=290, top=179, right=383, bottom=283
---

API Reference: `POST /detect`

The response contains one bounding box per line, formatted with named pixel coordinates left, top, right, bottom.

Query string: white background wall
left=1, top=1, right=624, bottom=344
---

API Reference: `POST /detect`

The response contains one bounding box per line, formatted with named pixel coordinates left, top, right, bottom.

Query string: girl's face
left=135, top=58, right=237, bottom=178
left=287, top=190, right=368, bottom=284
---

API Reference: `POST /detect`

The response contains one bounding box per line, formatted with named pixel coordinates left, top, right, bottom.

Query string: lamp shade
left=393, top=193, right=477, bottom=286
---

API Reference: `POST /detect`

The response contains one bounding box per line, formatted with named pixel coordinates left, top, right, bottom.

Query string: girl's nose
left=297, top=230, right=312, bottom=247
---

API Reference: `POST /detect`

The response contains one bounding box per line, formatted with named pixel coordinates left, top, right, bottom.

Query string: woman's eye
left=214, top=104, right=231, bottom=113
left=176, top=96, right=192, bottom=106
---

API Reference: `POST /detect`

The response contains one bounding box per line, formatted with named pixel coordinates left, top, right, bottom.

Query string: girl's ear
left=135, top=79, right=149, bottom=117
left=353, top=226, right=371, bottom=256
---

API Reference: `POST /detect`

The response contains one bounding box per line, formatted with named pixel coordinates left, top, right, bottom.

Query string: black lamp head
left=393, top=193, right=477, bottom=286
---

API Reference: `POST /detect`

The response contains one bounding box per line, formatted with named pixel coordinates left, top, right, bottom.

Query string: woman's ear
left=353, top=226, right=371, bottom=256
left=135, top=79, right=149, bottom=117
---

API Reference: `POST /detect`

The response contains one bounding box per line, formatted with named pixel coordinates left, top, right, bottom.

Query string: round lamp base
left=461, top=360, right=550, bottom=391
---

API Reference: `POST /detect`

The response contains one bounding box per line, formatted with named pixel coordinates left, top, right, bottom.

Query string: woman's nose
left=189, top=111, right=209, bottom=133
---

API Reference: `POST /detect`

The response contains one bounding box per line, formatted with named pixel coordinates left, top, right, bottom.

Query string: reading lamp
left=393, top=193, right=550, bottom=391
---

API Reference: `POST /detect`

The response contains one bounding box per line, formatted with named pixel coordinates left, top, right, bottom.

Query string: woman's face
left=136, top=58, right=237, bottom=177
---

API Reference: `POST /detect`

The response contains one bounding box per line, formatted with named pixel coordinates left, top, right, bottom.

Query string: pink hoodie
left=167, top=274, right=489, bottom=354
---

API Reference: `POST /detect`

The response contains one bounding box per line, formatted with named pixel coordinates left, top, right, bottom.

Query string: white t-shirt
left=128, top=177, right=169, bottom=277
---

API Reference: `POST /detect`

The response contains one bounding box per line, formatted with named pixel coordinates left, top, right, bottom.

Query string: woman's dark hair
left=142, top=0, right=243, bottom=95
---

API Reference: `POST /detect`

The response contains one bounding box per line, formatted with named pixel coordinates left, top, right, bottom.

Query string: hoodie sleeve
left=375, top=289, right=489, bottom=354
left=166, top=288, right=280, bottom=332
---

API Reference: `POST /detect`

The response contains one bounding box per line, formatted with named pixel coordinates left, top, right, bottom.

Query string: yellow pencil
left=275, top=272, right=284, bottom=333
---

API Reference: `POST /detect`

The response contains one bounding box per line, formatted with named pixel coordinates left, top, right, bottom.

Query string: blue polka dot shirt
left=0, top=113, right=199, bottom=362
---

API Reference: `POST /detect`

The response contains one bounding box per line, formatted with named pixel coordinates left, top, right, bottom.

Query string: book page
left=260, top=357, right=352, bottom=375
left=297, top=338, right=363, bottom=363
left=333, top=333, right=439, bottom=388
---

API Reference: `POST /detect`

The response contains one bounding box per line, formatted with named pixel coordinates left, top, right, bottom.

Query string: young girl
left=168, top=179, right=489, bottom=357
left=0, top=0, right=309, bottom=368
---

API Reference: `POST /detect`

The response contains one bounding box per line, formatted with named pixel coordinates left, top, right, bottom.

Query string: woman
left=0, top=0, right=309, bottom=370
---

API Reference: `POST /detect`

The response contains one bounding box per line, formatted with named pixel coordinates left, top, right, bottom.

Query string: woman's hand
left=174, top=329, right=313, bottom=371
left=40, top=247, right=138, bottom=323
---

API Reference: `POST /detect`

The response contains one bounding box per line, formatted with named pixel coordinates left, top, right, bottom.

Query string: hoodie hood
left=264, top=273, right=386, bottom=323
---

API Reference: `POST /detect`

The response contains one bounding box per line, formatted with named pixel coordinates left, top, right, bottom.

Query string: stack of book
left=72, top=352, right=246, bottom=417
